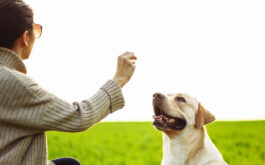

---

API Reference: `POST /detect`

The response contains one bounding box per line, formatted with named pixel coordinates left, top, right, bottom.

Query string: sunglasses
left=28, top=23, right=42, bottom=39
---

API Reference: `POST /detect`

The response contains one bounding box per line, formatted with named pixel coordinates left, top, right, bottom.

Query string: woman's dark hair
left=0, top=0, right=33, bottom=49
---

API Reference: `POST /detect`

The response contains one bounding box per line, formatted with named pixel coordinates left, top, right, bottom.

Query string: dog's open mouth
left=153, top=106, right=186, bottom=130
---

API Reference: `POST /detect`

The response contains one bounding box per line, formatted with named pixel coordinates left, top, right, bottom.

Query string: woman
left=0, top=0, right=137, bottom=165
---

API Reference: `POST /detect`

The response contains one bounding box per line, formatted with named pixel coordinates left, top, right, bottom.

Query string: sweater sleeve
left=0, top=69, right=124, bottom=132
left=39, top=80, right=125, bottom=132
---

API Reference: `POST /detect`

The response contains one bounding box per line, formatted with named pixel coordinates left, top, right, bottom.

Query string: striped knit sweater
left=0, top=47, right=125, bottom=165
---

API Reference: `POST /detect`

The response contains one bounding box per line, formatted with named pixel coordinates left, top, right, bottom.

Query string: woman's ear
left=195, top=103, right=215, bottom=128
left=22, top=30, right=30, bottom=47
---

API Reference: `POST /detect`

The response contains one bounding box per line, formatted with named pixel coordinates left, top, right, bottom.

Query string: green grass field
left=47, top=121, right=265, bottom=165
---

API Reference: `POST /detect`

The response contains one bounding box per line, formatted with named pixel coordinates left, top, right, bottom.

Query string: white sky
left=24, top=0, right=265, bottom=121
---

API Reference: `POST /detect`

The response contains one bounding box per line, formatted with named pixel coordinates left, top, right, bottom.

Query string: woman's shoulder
left=0, top=65, right=36, bottom=89
left=0, top=66, right=52, bottom=101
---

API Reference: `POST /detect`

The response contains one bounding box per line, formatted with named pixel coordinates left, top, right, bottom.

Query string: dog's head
left=152, top=92, right=215, bottom=135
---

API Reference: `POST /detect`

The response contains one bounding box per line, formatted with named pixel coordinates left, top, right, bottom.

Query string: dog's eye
left=176, top=97, right=186, bottom=103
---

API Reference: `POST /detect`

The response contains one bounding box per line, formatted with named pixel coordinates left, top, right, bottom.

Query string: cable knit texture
left=0, top=47, right=125, bottom=165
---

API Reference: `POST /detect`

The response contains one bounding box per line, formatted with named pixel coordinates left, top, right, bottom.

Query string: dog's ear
left=195, top=103, right=215, bottom=128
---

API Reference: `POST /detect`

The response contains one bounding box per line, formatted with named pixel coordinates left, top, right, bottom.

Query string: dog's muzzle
left=152, top=93, right=186, bottom=130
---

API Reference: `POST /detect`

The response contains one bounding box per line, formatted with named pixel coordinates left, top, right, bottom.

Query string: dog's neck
left=162, top=127, right=221, bottom=165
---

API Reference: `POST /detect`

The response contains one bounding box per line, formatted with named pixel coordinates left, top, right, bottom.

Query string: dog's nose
left=153, top=93, right=164, bottom=98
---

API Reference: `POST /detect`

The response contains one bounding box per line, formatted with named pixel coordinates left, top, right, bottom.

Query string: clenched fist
left=113, top=52, right=137, bottom=88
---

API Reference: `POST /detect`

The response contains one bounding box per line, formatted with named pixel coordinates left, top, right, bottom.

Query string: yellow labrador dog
left=152, top=93, right=228, bottom=165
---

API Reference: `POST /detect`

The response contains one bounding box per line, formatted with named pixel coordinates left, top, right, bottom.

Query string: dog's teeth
left=169, top=119, right=175, bottom=123
left=157, top=116, right=162, bottom=121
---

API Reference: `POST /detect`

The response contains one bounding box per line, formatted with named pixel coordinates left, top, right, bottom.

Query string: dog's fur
left=152, top=93, right=228, bottom=165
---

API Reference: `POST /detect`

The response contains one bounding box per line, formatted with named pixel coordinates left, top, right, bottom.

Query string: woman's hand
left=113, top=52, right=137, bottom=88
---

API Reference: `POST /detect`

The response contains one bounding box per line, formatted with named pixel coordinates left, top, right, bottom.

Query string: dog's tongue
left=153, top=115, right=176, bottom=124
left=153, top=115, right=187, bottom=130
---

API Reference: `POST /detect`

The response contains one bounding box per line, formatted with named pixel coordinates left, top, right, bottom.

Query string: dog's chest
left=162, top=157, right=185, bottom=165
left=162, top=151, right=186, bottom=165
